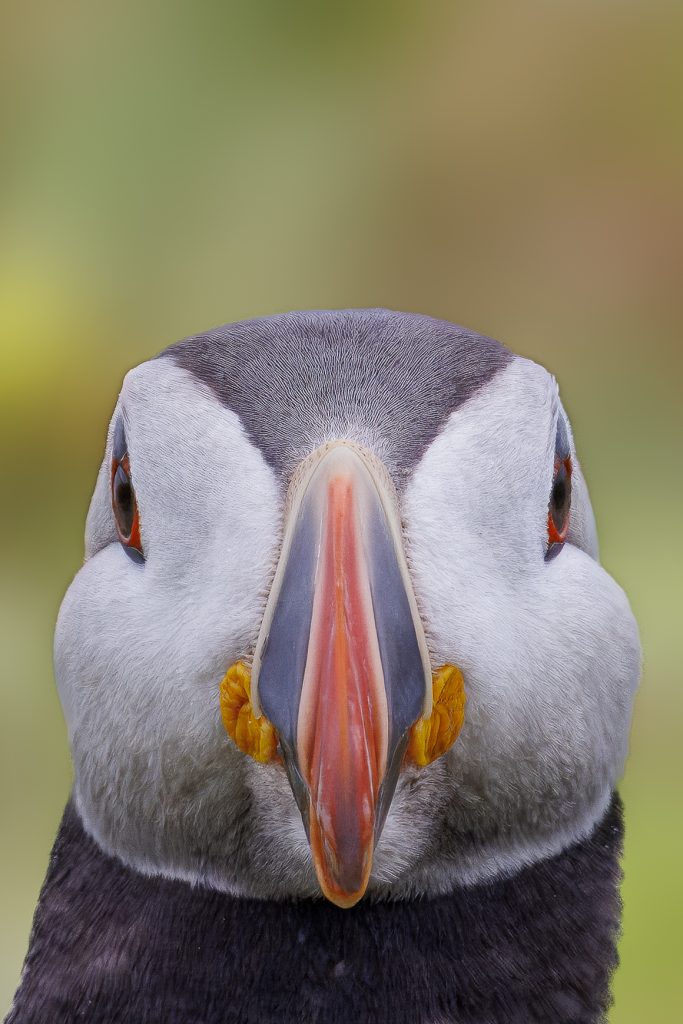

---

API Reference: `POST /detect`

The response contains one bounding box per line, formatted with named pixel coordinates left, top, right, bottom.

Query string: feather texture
left=7, top=795, right=624, bottom=1024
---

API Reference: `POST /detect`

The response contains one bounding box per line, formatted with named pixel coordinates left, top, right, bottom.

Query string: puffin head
left=55, top=310, right=640, bottom=908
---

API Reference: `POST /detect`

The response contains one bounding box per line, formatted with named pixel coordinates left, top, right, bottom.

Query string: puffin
left=7, top=310, right=640, bottom=1024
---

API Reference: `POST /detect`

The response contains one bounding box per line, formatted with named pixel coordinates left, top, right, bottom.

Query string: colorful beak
left=251, top=443, right=432, bottom=908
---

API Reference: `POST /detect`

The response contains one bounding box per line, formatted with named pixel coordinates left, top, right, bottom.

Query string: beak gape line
left=218, top=442, right=466, bottom=908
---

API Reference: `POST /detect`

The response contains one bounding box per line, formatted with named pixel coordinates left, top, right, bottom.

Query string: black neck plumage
left=7, top=795, right=623, bottom=1024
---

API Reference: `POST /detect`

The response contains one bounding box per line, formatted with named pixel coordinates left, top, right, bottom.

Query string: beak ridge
left=252, top=442, right=431, bottom=907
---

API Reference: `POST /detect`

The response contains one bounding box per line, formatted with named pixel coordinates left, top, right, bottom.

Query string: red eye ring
left=547, top=455, right=572, bottom=546
left=111, top=453, right=143, bottom=557
left=547, top=512, right=568, bottom=545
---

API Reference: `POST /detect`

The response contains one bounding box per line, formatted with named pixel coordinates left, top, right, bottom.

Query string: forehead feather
left=163, top=309, right=512, bottom=478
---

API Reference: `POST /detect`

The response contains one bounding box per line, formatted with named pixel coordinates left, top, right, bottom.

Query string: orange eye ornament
left=546, top=417, right=572, bottom=559
left=111, top=419, right=144, bottom=563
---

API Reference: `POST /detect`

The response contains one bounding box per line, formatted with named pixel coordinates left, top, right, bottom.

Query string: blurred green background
left=1, top=1, right=681, bottom=1019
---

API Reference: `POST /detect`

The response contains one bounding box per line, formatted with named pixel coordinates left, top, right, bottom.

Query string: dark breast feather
left=6, top=795, right=623, bottom=1024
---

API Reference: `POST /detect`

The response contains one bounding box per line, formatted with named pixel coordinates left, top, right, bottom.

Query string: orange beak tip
left=313, top=854, right=373, bottom=909
left=323, top=889, right=367, bottom=910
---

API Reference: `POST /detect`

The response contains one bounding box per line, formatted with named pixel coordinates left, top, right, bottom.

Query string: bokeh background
left=1, top=2, right=681, bottom=1019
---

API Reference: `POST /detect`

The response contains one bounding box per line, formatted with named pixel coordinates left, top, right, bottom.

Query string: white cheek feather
left=400, top=357, right=640, bottom=886
left=55, top=360, right=318, bottom=896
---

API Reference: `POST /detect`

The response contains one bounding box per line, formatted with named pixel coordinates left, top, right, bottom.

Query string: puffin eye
left=546, top=415, right=572, bottom=559
left=111, top=422, right=144, bottom=563
left=546, top=454, right=572, bottom=557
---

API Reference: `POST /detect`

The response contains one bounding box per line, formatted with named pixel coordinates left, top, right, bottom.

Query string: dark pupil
left=550, top=462, right=571, bottom=533
left=114, top=463, right=135, bottom=538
